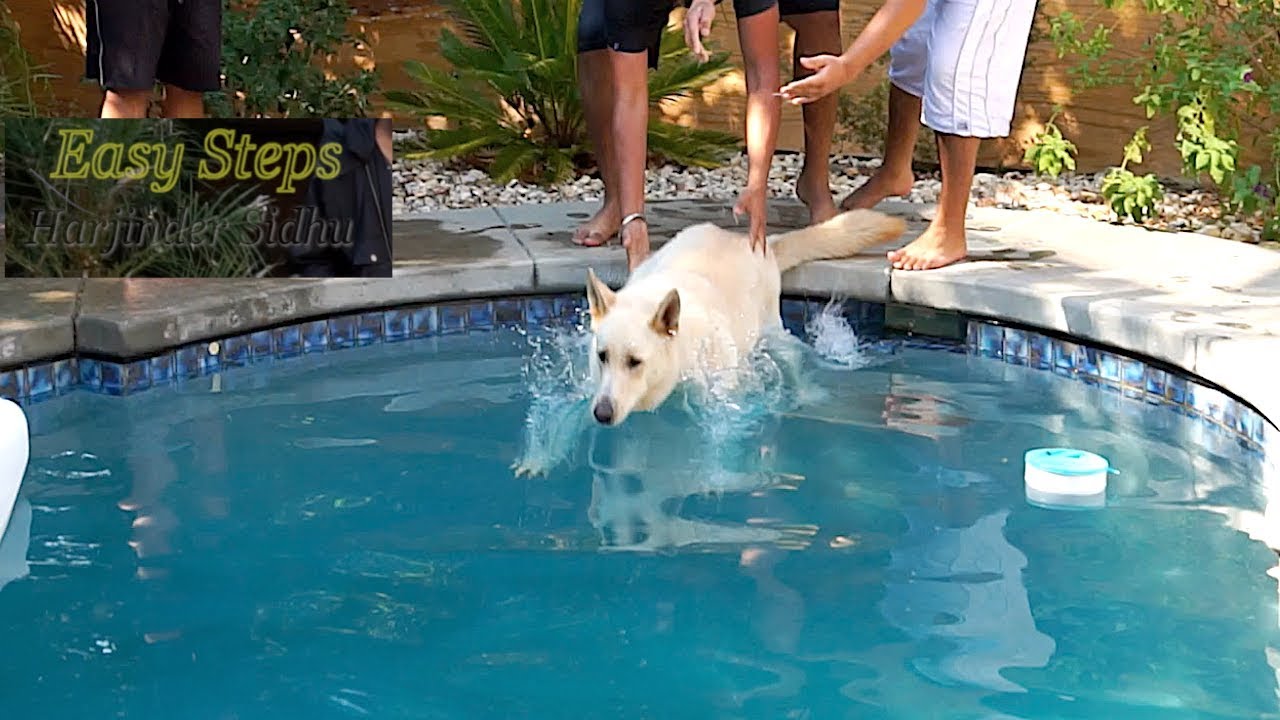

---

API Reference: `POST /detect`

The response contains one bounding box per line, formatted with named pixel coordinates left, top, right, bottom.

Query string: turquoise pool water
left=2, top=319, right=1278, bottom=719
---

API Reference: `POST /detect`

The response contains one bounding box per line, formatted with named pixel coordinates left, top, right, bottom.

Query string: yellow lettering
left=254, top=142, right=283, bottom=183
left=199, top=128, right=236, bottom=181
left=233, top=132, right=258, bottom=181
left=150, top=143, right=183, bottom=194
left=276, top=143, right=317, bottom=194
left=315, top=142, right=343, bottom=180
left=49, top=128, right=95, bottom=180
left=91, top=142, right=126, bottom=180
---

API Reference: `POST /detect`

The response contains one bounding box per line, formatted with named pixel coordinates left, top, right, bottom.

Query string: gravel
left=391, top=149, right=1269, bottom=244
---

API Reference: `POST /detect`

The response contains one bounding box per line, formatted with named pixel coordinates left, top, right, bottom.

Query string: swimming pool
left=2, top=306, right=1278, bottom=719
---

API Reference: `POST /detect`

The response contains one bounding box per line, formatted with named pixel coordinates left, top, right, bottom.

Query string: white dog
left=511, top=208, right=904, bottom=478
left=584, top=208, right=906, bottom=427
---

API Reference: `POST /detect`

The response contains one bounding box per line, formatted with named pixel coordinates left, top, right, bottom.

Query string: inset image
left=3, top=118, right=393, bottom=278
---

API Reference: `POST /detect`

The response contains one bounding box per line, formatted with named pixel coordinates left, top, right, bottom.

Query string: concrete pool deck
left=3, top=198, right=1280, bottom=426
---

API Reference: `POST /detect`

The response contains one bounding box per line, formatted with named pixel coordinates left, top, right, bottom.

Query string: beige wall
left=14, top=0, right=1182, bottom=174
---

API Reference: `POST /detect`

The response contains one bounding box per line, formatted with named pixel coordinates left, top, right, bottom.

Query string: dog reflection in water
left=580, top=408, right=815, bottom=554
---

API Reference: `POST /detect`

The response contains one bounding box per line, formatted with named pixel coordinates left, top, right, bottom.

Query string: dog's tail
left=770, top=209, right=907, bottom=273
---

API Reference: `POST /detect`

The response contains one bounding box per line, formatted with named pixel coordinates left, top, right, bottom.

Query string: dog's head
left=584, top=269, right=682, bottom=427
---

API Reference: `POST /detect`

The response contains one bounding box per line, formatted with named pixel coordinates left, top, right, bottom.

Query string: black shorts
left=724, top=0, right=840, bottom=19
left=85, top=0, right=222, bottom=92
left=578, top=0, right=676, bottom=69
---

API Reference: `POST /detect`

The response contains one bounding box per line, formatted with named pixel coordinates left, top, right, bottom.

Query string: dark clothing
left=696, top=0, right=840, bottom=18
left=577, top=0, right=677, bottom=69
left=287, top=120, right=393, bottom=279
left=84, top=0, right=222, bottom=92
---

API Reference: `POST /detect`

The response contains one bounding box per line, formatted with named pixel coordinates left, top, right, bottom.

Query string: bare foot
left=573, top=202, right=620, bottom=247
left=796, top=169, right=838, bottom=224
left=887, top=223, right=967, bottom=271
left=622, top=221, right=650, bottom=272
left=838, top=166, right=915, bottom=211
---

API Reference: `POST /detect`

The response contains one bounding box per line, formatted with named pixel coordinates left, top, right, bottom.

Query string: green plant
left=4, top=119, right=270, bottom=278
left=1023, top=108, right=1078, bottom=178
left=0, top=5, right=56, bottom=137
left=210, top=0, right=380, bottom=118
left=835, top=68, right=937, bottom=164
left=384, top=0, right=740, bottom=184
left=1048, top=0, right=1278, bottom=240
left=1100, top=127, right=1163, bottom=224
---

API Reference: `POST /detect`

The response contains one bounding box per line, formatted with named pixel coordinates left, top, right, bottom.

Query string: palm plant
left=385, top=0, right=741, bottom=184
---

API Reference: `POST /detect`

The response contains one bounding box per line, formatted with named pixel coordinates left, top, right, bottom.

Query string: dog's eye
left=627, top=356, right=642, bottom=369
left=597, top=350, right=608, bottom=364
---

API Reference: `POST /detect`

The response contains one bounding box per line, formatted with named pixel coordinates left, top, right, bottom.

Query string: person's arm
left=778, top=0, right=926, bottom=104
left=735, top=6, right=782, bottom=251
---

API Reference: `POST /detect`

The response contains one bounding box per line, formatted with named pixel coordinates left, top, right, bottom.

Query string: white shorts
left=887, top=0, right=1037, bottom=138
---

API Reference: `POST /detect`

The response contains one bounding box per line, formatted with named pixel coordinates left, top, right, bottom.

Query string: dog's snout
left=593, top=398, right=615, bottom=425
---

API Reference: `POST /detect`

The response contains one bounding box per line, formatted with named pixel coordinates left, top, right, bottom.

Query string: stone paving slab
left=392, top=206, right=536, bottom=298
left=0, top=279, right=80, bottom=365
left=890, top=206, right=1280, bottom=417
left=505, top=198, right=923, bottom=300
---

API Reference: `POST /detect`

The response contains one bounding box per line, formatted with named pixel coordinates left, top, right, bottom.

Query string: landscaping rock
left=390, top=149, right=1267, bottom=243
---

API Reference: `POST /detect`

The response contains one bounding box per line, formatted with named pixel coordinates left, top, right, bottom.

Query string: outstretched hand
left=777, top=54, right=855, bottom=105
left=734, top=187, right=768, bottom=255
left=684, top=0, right=716, bottom=63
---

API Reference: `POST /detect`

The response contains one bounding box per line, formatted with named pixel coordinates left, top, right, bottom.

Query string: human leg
left=889, top=0, right=1036, bottom=271
left=608, top=49, right=653, bottom=271
left=886, top=132, right=977, bottom=270
left=573, top=0, right=621, bottom=247
left=837, top=0, right=935, bottom=210
left=781, top=2, right=841, bottom=224
left=601, top=0, right=672, bottom=271
left=85, top=0, right=167, bottom=118
left=155, top=0, right=222, bottom=118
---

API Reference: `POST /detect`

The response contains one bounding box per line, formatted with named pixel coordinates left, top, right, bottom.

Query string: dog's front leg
left=512, top=396, right=592, bottom=478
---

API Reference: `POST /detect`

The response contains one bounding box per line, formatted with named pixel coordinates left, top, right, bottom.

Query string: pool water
left=2, top=316, right=1278, bottom=719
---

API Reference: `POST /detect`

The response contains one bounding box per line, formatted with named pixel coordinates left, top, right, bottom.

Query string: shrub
left=210, top=0, right=380, bottom=118
left=1042, top=0, right=1278, bottom=238
left=385, top=0, right=741, bottom=184
left=1023, top=108, right=1077, bottom=178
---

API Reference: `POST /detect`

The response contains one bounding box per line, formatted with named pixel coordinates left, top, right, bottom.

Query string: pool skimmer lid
left=1024, top=447, right=1111, bottom=510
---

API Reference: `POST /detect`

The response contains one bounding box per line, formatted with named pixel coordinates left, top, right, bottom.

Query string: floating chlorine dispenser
left=1024, top=447, right=1110, bottom=509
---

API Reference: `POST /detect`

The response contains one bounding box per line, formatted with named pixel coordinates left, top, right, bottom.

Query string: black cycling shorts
left=85, top=0, right=222, bottom=92
left=578, top=0, right=676, bottom=69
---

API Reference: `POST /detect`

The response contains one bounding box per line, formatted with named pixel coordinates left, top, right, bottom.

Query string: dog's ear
left=585, top=268, right=616, bottom=325
left=650, top=289, right=680, bottom=337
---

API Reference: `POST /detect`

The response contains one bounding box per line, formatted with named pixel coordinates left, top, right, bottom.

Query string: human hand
left=684, top=0, right=716, bottom=63
left=777, top=54, right=856, bottom=105
left=734, top=186, right=768, bottom=254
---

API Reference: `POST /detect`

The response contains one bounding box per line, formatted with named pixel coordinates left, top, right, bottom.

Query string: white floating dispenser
left=1024, top=447, right=1110, bottom=509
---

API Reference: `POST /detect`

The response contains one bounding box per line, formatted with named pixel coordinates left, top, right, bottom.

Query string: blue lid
left=1025, top=448, right=1109, bottom=476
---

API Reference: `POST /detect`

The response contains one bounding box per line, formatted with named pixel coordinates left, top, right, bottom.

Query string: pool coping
left=3, top=197, right=1280, bottom=434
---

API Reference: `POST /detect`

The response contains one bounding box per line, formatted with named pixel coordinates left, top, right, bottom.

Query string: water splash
left=513, top=322, right=595, bottom=476
left=804, top=299, right=881, bottom=370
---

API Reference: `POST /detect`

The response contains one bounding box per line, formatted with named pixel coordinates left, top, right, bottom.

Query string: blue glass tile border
left=962, top=318, right=1270, bottom=451
left=0, top=294, right=1271, bottom=453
